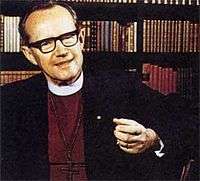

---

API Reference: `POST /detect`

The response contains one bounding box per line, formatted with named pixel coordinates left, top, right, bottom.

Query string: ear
left=21, top=46, right=38, bottom=65
left=78, top=28, right=85, bottom=50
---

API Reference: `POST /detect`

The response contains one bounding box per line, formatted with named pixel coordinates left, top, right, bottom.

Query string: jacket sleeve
left=147, top=93, right=199, bottom=179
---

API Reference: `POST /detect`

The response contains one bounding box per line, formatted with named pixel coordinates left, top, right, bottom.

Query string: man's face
left=22, top=6, right=84, bottom=84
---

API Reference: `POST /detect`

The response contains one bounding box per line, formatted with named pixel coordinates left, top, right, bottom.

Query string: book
left=142, top=62, right=194, bottom=98
left=0, top=15, right=4, bottom=52
left=143, top=20, right=147, bottom=52
left=0, top=71, right=41, bottom=85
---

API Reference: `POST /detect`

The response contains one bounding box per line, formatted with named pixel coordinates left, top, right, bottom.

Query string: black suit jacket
left=1, top=70, right=198, bottom=180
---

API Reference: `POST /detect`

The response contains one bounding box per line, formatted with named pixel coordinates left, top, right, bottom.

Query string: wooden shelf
left=0, top=52, right=39, bottom=71
left=139, top=52, right=199, bottom=65
left=0, top=52, right=140, bottom=71
left=1, top=2, right=199, bottom=21
left=1, top=52, right=198, bottom=70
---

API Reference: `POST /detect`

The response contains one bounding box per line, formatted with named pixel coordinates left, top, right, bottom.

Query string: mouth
left=55, top=59, right=73, bottom=66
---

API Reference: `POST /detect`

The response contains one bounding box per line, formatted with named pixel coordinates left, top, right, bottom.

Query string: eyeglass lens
left=41, top=34, right=78, bottom=53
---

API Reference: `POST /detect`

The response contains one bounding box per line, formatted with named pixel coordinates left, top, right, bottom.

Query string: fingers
left=113, top=118, right=150, bottom=154
left=119, top=144, right=145, bottom=154
left=115, top=125, right=144, bottom=135
left=117, top=139, right=144, bottom=149
left=113, top=118, right=146, bottom=133
left=113, top=118, right=141, bottom=126
left=114, top=130, right=143, bottom=143
left=113, top=118, right=146, bottom=141
left=114, top=129, right=146, bottom=154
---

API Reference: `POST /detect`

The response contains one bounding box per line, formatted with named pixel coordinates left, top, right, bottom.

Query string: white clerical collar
left=47, top=72, right=83, bottom=96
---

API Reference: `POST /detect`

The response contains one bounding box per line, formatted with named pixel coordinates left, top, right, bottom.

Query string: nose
left=54, top=39, right=69, bottom=56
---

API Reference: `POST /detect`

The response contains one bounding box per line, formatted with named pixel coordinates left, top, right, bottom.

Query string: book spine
left=153, top=20, right=157, bottom=52
left=96, top=21, right=101, bottom=52
left=150, top=20, right=154, bottom=52
left=160, top=20, right=164, bottom=52
left=134, top=22, right=137, bottom=52
left=182, top=21, right=186, bottom=53
left=177, top=21, right=182, bottom=53
left=168, top=67, right=173, bottom=94
left=172, top=70, right=177, bottom=93
left=128, top=24, right=132, bottom=52
left=163, top=20, right=167, bottom=52
left=4, top=16, right=7, bottom=52
left=167, top=20, right=171, bottom=52
left=189, top=22, right=193, bottom=52
left=154, top=65, right=159, bottom=91
left=193, top=23, right=197, bottom=52
left=116, top=22, right=120, bottom=52
left=171, top=20, right=175, bottom=52
left=146, top=20, right=150, bottom=52
left=101, top=21, right=104, bottom=52
left=158, top=66, right=162, bottom=93
left=104, top=21, right=109, bottom=52
left=185, top=21, right=190, bottom=52
left=157, top=20, right=161, bottom=52
left=142, top=63, right=150, bottom=86
left=143, top=20, right=146, bottom=52
left=0, top=15, right=4, bottom=52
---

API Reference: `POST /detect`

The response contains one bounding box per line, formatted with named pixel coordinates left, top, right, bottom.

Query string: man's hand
left=113, top=118, right=159, bottom=154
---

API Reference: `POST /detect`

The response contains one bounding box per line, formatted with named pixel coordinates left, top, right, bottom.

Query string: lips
left=55, top=59, right=73, bottom=66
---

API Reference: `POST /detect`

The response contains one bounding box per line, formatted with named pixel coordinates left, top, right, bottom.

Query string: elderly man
left=1, top=1, right=197, bottom=181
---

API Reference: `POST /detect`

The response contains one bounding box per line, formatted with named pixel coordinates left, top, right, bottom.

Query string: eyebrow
left=28, top=29, right=78, bottom=47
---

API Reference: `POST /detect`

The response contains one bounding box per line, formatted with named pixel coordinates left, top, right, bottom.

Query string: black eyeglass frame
left=28, top=29, right=79, bottom=53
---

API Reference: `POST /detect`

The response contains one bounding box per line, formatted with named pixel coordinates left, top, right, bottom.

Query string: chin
left=53, top=66, right=82, bottom=83
left=61, top=73, right=80, bottom=84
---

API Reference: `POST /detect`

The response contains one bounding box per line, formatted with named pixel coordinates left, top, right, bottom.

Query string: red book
left=158, top=66, right=162, bottom=93
left=165, top=68, right=170, bottom=95
left=149, top=64, right=154, bottom=89
left=162, top=68, right=168, bottom=95
left=172, top=70, right=177, bottom=93
left=168, top=68, right=173, bottom=94
left=142, top=63, right=151, bottom=86
left=153, top=65, right=159, bottom=91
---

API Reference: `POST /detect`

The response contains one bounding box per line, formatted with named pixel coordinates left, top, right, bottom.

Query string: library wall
left=0, top=1, right=199, bottom=101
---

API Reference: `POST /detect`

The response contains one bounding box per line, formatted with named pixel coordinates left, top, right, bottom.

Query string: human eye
left=40, top=39, right=53, bottom=47
left=40, top=39, right=54, bottom=51
left=61, top=34, right=77, bottom=45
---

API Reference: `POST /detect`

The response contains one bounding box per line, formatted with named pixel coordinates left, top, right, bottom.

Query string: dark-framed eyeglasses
left=28, top=29, right=79, bottom=53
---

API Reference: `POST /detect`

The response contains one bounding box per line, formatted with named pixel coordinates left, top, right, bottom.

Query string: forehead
left=25, top=5, right=76, bottom=41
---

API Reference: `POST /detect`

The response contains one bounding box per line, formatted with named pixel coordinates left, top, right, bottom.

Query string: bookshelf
left=0, top=1, right=199, bottom=101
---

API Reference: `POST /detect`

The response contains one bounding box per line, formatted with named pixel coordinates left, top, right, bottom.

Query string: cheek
left=76, top=55, right=83, bottom=69
left=31, top=50, right=50, bottom=67
left=76, top=47, right=84, bottom=60
left=69, top=58, right=83, bottom=74
left=35, top=57, right=53, bottom=73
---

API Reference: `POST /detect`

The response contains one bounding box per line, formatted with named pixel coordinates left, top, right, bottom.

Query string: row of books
left=0, top=71, right=41, bottom=85
left=176, top=66, right=196, bottom=100
left=55, top=0, right=199, bottom=5
left=1, top=15, right=199, bottom=53
left=143, top=0, right=199, bottom=5
left=143, top=20, right=199, bottom=53
left=142, top=63, right=196, bottom=99
left=142, top=63, right=177, bottom=95
left=82, top=21, right=137, bottom=52
left=55, top=0, right=137, bottom=3
left=0, top=15, right=21, bottom=52
left=0, top=15, right=137, bottom=53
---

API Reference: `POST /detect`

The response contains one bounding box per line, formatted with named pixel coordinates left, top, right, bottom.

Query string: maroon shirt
left=48, top=91, right=87, bottom=181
